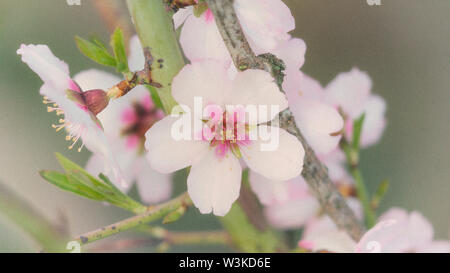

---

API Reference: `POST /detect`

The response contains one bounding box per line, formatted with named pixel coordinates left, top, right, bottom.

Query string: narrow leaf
left=110, top=28, right=129, bottom=73
left=352, top=113, right=366, bottom=150
left=75, top=36, right=116, bottom=67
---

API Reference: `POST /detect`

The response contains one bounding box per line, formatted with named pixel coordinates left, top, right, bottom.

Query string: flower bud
left=81, top=89, right=110, bottom=115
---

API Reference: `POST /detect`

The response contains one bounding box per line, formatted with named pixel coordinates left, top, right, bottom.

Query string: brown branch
left=205, top=0, right=365, bottom=241
left=107, top=47, right=162, bottom=99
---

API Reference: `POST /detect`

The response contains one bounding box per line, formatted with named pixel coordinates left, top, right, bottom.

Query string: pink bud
left=81, top=89, right=109, bottom=115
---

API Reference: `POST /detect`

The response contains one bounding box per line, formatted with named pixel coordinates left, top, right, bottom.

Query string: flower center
left=203, top=110, right=251, bottom=158
left=120, top=95, right=163, bottom=152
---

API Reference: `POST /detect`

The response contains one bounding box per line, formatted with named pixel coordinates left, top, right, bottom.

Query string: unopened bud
left=81, top=89, right=109, bottom=115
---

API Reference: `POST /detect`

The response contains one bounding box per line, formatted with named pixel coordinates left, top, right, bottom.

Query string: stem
left=126, top=0, right=185, bottom=113
left=74, top=192, right=192, bottom=246
left=342, top=143, right=376, bottom=228
left=205, top=0, right=365, bottom=241
left=351, top=168, right=375, bottom=227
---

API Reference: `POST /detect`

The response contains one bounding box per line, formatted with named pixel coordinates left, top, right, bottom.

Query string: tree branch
left=205, top=0, right=365, bottom=241
left=74, top=192, right=192, bottom=246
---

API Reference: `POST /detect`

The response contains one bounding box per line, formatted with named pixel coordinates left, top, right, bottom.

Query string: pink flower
left=145, top=60, right=304, bottom=216
left=249, top=150, right=355, bottom=229
left=356, top=208, right=450, bottom=253
left=249, top=171, right=319, bottom=229
left=285, top=73, right=345, bottom=155
left=324, top=68, right=387, bottom=148
left=77, top=36, right=172, bottom=204
left=174, top=0, right=295, bottom=63
left=17, top=44, right=125, bottom=185
left=297, top=208, right=449, bottom=253
left=297, top=198, right=362, bottom=253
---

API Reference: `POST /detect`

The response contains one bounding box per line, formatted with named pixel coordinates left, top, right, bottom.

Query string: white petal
left=179, top=13, right=231, bottom=63
left=360, top=94, right=387, bottom=147
left=128, top=35, right=145, bottom=71
left=265, top=197, right=320, bottom=229
left=135, top=158, right=173, bottom=204
left=187, top=150, right=242, bottom=216
left=271, top=38, right=307, bottom=71
left=86, top=150, right=135, bottom=192
left=145, top=116, right=209, bottom=173
left=235, top=0, right=294, bottom=54
left=300, top=216, right=356, bottom=252
left=228, top=69, right=288, bottom=124
left=173, top=6, right=193, bottom=29
left=249, top=171, right=289, bottom=206
left=172, top=60, right=231, bottom=114
left=73, top=69, right=121, bottom=91
left=17, top=44, right=71, bottom=91
left=291, top=98, right=343, bottom=155
left=325, top=68, right=372, bottom=119
left=242, top=126, right=304, bottom=181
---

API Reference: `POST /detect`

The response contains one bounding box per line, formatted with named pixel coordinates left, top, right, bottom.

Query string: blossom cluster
left=17, top=0, right=448, bottom=253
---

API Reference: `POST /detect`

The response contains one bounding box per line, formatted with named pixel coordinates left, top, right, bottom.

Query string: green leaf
left=44, top=153, right=148, bottom=214
left=352, top=113, right=366, bottom=150
left=75, top=36, right=117, bottom=67
left=110, top=28, right=129, bottom=73
left=39, top=170, right=101, bottom=200
left=371, top=179, right=390, bottom=211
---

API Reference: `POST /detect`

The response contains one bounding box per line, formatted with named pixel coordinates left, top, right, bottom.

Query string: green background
left=0, top=0, right=448, bottom=252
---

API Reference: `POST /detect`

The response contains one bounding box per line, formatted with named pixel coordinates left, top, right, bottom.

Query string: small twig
left=107, top=47, right=162, bottom=99
left=74, top=192, right=192, bottom=246
left=205, top=0, right=365, bottom=241
left=164, top=0, right=197, bottom=12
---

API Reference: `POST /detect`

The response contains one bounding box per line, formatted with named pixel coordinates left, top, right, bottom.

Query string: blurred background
left=0, top=0, right=448, bottom=252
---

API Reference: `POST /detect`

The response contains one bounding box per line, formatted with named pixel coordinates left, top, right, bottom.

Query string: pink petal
left=229, top=69, right=288, bottom=124
left=145, top=116, right=209, bottom=173
left=179, top=13, right=231, bottom=63
left=135, top=158, right=173, bottom=204
left=325, top=68, right=372, bottom=119
left=291, top=98, right=343, bottom=155
left=234, top=0, right=295, bottom=54
left=17, top=44, right=70, bottom=91
left=271, top=38, right=307, bottom=71
left=172, top=60, right=231, bottom=115
left=187, top=150, right=242, bottom=216
left=241, top=126, right=304, bottom=181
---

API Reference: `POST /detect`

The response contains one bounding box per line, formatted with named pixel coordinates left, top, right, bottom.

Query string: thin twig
left=205, top=0, right=365, bottom=241
left=74, top=192, right=192, bottom=246
left=107, top=47, right=162, bottom=99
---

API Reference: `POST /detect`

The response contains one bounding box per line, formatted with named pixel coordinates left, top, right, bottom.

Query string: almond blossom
left=17, top=44, right=125, bottom=185
left=145, top=59, right=304, bottom=216
left=174, top=0, right=295, bottom=63
left=76, top=36, right=172, bottom=204
left=285, top=73, right=345, bottom=155
left=356, top=208, right=450, bottom=253
left=298, top=207, right=449, bottom=253
left=249, top=149, right=355, bottom=229
left=324, top=68, right=387, bottom=148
